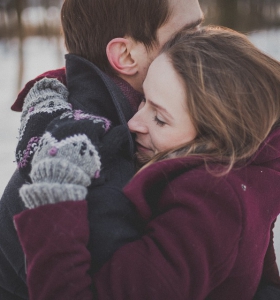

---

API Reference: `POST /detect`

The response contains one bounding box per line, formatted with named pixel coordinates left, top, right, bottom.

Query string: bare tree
left=15, top=0, right=25, bottom=91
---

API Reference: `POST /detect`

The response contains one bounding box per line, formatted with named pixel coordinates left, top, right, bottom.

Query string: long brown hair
left=61, top=0, right=170, bottom=75
left=148, top=26, right=280, bottom=174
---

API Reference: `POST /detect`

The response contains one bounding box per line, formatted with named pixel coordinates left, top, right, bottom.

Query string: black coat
left=0, top=54, right=141, bottom=299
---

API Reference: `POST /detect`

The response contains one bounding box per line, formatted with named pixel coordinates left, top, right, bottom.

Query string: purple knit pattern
left=18, top=136, right=41, bottom=168
left=73, top=110, right=111, bottom=132
left=110, top=76, right=143, bottom=114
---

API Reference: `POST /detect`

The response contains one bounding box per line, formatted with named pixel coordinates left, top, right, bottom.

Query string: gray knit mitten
left=16, top=77, right=72, bottom=178
left=19, top=112, right=110, bottom=209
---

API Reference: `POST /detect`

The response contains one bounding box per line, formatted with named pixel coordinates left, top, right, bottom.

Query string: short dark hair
left=61, top=0, right=170, bottom=75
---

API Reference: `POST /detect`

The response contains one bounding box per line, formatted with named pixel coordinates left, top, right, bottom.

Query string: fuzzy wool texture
left=17, top=77, right=111, bottom=209
left=16, top=78, right=72, bottom=176
left=20, top=183, right=87, bottom=209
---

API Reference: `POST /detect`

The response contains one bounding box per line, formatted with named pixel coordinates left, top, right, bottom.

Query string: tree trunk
left=15, top=0, right=24, bottom=91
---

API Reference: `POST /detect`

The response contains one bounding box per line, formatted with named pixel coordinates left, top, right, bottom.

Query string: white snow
left=0, top=36, right=65, bottom=198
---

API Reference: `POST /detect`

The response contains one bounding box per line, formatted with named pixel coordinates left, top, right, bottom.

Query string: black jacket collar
left=65, top=54, right=135, bottom=156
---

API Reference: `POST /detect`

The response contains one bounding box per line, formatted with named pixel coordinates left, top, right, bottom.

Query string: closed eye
left=154, top=116, right=166, bottom=127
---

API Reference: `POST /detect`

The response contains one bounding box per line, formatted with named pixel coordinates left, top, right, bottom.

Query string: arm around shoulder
left=92, top=170, right=244, bottom=299
left=14, top=167, right=244, bottom=300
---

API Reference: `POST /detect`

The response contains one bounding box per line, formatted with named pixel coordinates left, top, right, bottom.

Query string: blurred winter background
left=0, top=0, right=280, bottom=265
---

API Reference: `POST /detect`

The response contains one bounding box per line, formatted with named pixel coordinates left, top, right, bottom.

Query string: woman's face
left=128, top=54, right=197, bottom=160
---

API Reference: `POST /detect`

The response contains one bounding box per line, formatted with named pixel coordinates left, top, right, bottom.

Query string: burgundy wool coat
left=14, top=128, right=280, bottom=300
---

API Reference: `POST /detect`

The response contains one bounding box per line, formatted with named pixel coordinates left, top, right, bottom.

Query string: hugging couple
left=1, top=0, right=280, bottom=299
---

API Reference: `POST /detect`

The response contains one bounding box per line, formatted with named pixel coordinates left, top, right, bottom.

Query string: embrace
left=1, top=1, right=280, bottom=300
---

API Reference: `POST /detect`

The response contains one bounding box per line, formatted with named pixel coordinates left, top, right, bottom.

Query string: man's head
left=61, top=0, right=203, bottom=91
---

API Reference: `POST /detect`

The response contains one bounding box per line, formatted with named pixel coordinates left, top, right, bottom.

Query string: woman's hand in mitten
left=16, top=78, right=72, bottom=178
left=19, top=111, right=111, bottom=209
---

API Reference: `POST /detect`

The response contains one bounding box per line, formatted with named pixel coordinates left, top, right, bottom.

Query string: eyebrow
left=148, top=99, right=174, bottom=121
left=182, top=17, right=205, bottom=32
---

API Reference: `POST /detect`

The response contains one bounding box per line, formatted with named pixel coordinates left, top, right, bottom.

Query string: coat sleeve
left=11, top=68, right=66, bottom=112
left=14, top=174, right=244, bottom=300
left=14, top=201, right=93, bottom=300
left=0, top=169, right=29, bottom=299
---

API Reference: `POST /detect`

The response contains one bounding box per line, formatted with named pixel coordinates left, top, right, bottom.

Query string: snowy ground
left=0, top=29, right=280, bottom=265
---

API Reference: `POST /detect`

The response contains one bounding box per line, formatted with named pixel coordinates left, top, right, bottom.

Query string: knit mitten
left=16, top=77, right=72, bottom=179
left=19, top=111, right=112, bottom=209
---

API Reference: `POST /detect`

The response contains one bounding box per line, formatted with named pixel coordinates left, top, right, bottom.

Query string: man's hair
left=148, top=26, right=280, bottom=174
left=61, top=0, right=170, bottom=75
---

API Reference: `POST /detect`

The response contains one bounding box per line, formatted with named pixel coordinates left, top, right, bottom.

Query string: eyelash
left=154, top=116, right=166, bottom=127
left=142, top=97, right=166, bottom=127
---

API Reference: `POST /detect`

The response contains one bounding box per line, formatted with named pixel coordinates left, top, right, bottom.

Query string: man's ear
left=106, top=38, right=138, bottom=76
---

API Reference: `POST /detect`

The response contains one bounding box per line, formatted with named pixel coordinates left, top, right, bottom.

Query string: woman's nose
left=128, top=111, right=148, bottom=134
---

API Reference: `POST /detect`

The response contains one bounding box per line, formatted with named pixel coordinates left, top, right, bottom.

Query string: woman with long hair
left=14, top=26, right=280, bottom=299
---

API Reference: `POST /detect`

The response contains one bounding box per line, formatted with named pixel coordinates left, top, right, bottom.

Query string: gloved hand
left=19, top=110, right=114, bottom=209
left=16, top=77, right=72, bottom=179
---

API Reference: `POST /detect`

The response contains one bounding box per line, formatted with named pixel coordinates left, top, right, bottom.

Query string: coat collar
left=65, top=54, right=133, bottom=125
left=65, top=54, right=135, bottom=157
left=124, top=127, right=280, bottom=219
left=249, top=127, right=280, bottom=165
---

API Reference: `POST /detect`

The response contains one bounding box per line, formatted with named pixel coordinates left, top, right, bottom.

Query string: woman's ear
left=106, top=38, right=138, bottom=76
